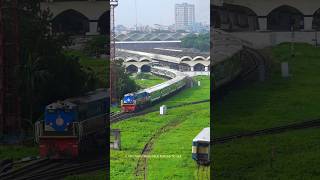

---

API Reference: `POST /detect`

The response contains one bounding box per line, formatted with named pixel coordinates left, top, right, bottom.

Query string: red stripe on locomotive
left=39, top=137, right=78, bottom=159
left=121, top=104, right=136, bottom=112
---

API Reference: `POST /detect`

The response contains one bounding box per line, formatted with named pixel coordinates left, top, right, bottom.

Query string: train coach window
left=197, top=145, right=209, bottom=154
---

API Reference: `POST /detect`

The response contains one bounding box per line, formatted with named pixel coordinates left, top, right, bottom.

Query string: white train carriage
left=192, top=127, right=210, bottom=165
left=121, top=67, right=188, bottom=112
left=147, top=67, right=187, bottom=102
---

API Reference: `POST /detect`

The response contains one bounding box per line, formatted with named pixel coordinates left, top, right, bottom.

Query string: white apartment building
left=175, top=3, right=195, bottom=31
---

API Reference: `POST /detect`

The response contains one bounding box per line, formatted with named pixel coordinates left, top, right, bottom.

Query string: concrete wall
left=213, top=0, right=320, bottom=31
left=231, top=31, right=319, bottom=48
left=40, top=0, right=109, bottom=35
left=41, top=1, right=108, bottom=20
left=223, top=0, right=320, bottom=16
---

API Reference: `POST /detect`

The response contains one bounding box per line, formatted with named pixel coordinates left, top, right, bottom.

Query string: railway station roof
left=115, top=32, right=190, bottom=41
left=117, top=48, right=209, bottom=59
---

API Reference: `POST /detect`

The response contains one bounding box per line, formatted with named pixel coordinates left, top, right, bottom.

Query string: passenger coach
left=192, top=127, right=210, bottom=165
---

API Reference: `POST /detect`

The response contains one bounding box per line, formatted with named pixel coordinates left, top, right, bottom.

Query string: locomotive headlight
left=56, top=117, right=64, bottom=126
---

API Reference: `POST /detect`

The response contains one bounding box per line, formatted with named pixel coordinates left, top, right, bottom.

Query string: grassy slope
left=64, top=170, right=106, bottom=180
left=111, top=76, right=210, bottom=179
left=0, top=146, right=38, bottom=160
left=214, top=128, right=320, bottom=179
left=214, top=43, right=320, bottom=136
left=213, top=43, right=320, bottom=179
left=131, top=73, right=166, bottom=89
left=148, top=102, right=210, bottom=179
left=150, top=76, right=210, bottom=110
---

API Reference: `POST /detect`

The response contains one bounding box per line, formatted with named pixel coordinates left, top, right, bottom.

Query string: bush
left=84, top=35, right=108, bottom=57
left=181, top=33, right=210, bottom=52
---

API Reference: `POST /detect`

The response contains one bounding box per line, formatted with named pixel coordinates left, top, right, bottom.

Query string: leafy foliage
left=111, top=60, right=139, bottom=103
left=65, top=50, right=109, bottom=88
left=181, top=33, right=210, bottom=52
left=83, top=35, right=108, bottom=57
left=3, top=1, right=99, bottom=123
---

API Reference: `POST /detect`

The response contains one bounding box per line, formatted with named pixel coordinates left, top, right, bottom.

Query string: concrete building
left=40, top=0, right=109, bottom=35
left=175, top=3, right=195, bottom=31
left=212, top=0, right=320, bottom=47
left=116, top=41, right=181, bottom=50
left=116, top=48, right=210, bottom=74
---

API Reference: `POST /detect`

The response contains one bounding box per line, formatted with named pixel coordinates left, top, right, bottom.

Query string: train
left=211, top=54, right=243, bottom=89
left=35, top=89, right=108, bottom=159
left=192, top=127, right=210, bottom=165
left=121, top=67, right=188, bottom=112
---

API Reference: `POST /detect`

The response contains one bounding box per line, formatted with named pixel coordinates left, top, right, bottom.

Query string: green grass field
left=214, top=43, right=320, bottom=136
left=213, top=128, right=320, bottom=179
left=64, top=170, right=106, bottom=180
left=111, top=76, right=210, bottom=179
left=213, top=43, right=320, bottom=179
left=150, top=76, right=210, bottom=110
left=0, top=146, right=38, bottom=160
left=130, top=73, right=166, bottom=89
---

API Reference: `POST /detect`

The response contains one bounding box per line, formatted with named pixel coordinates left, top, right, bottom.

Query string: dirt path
left=134, top=119, right=183, bottom=180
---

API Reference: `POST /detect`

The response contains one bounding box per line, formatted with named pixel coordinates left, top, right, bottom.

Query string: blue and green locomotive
left=35, top=89, right=108, bottom=158
left=121, top=67, right=187, bottom=112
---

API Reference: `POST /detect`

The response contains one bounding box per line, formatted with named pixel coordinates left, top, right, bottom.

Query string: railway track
left=135, top=119, right=183, bottom=179
left=212, top=118, right=320, bottom=145
left=196, top=165, right=210, bottom=180
left=0, top=157, right=106, bottom=180
left=110, top=99, right=210, bottom=124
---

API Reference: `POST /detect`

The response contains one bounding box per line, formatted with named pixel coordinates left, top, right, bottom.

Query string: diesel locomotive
left=121, top=67, right=188, bottom=112
left=35, top=89, right=107, bottom=159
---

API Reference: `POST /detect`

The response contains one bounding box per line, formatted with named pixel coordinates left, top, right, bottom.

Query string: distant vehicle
left=35, top=89, right=108, bottom=159
left=121, top=67, right=187, bottom=112
left=192, top=127, right=210, bottom=165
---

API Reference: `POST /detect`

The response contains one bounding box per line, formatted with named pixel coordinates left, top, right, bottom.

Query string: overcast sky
left=115, top=0, right=210, bottom=27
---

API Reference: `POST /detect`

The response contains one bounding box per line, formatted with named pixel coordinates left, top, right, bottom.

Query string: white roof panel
left=193, top=127, right=210, bottom=142
left=144, top=67, right=187, bottom=93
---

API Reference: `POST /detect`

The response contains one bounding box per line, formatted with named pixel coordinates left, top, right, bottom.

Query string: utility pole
left=110, top=0, right=118, bottom=104
left=0, top=0, right=5, bottom=135
left=135, top=0, right=138, bottom=31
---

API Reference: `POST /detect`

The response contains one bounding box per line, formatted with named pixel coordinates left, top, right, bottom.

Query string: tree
left=181, top=33, right=210, bottom=52
left=4, top=1, right=100, bottom=127
left=110, top=60, right=139, bottom=103
left=84, top=35, right=108, bottom=57
left=19, top=55, right=49, bottom=125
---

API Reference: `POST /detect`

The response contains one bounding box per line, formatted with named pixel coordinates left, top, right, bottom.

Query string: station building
left=212, top=0, right=320, bottom=47
left=116, top=47, right=210, bottom=74
left=40, top=0, right=109, bottom=35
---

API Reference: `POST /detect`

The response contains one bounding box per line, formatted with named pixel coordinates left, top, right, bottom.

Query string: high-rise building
left=175, top=3, right=195, bottom=31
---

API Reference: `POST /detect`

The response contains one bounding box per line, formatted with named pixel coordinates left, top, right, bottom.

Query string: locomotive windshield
left=123, top=94, right=135, bottom=104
